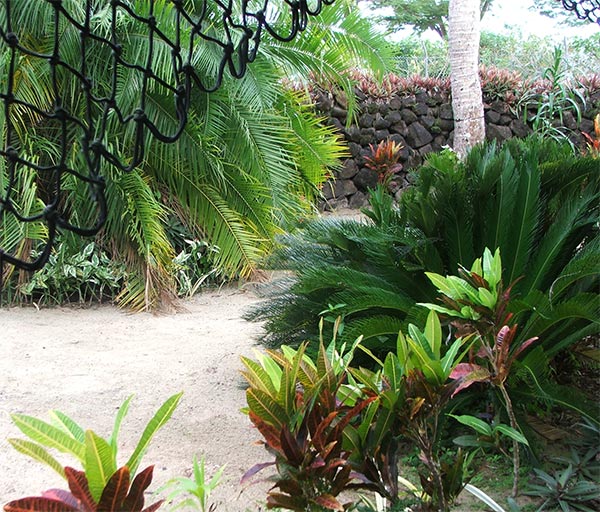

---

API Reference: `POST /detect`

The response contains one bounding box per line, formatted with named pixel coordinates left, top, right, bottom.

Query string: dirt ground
left=0, top=286, right=276, bottom=511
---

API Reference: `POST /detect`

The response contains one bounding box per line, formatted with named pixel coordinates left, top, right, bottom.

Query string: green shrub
left=251, top=137, right=599, bottom=362
left=19, top=242, right=126, bottom=305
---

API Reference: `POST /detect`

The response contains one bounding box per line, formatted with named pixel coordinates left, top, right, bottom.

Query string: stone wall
left=313, top=84, right=599, bottom=210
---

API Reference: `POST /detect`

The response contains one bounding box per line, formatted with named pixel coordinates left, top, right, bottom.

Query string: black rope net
left=561, top=0, right=600, bottom=23
left=0, top=0, right=333, bottom=276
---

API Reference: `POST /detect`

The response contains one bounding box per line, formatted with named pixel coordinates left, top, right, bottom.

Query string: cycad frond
left=522, top=190, right=599, bottom=294
left=550, top=236, right=600, bottom=299
left=103, top=169, right=175, bottom=310
left=342, top=315, right=405, bottom=351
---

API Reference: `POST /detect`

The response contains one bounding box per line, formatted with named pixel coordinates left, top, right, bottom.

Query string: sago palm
left=250, top=138, right=599, bottom=368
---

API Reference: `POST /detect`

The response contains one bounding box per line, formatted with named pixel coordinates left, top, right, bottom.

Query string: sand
left=0, top=286, right=275, bottom=511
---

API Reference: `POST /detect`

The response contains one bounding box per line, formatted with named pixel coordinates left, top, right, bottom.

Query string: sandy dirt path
left=0, top=287, right=275, bottom=511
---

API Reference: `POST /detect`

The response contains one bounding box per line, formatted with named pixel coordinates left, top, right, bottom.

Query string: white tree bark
left=448, top=0, right=485, bottom=158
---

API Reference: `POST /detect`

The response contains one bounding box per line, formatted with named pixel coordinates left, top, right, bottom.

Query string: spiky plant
left=249, top=137, right=600, bottom=373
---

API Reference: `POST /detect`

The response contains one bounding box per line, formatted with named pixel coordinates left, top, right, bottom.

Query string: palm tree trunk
left=448, top=0, right=485, bottom=158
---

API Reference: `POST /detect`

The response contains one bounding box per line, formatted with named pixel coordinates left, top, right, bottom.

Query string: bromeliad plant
left=520, top=47, right=585, bottom=148
left=4, top=393, right=182, bottom=511
left=241, top=335, right=375, bottom=511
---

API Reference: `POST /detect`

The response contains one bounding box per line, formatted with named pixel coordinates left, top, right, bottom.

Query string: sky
left=481, top=0, right=599, bottom=38
left=359, top=0, right=600, bottom=40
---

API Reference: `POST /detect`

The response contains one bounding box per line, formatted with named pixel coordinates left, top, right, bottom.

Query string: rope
left=0, top=0, right=334, bottom=274
left=561, top=0, right=600, bottom=23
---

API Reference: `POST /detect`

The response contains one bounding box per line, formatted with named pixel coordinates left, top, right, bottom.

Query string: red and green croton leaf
left=3, top=466, right=162, bottom=512
left=313, top=494, right=345, bottom=511
left=449, top=363, right=492, bottom=397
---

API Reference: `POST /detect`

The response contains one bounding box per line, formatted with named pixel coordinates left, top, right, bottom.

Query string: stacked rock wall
left=313, top=83, right=599, bottom=210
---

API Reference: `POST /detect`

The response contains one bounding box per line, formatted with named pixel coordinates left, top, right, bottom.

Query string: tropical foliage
left=251, top=137, right=599, bottom=356
left=241, top=332, right=374, bottom=510
left=4, top=393, right=182, bottom=510
left=244, top=246, right=598, bottom=510
left=0, top=0, right=392, bottom=309
left=243, top=286, right=541, bottom=510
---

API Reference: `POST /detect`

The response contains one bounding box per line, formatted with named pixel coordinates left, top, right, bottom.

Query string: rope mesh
left=561, top=0, right=600, bottom=23
left=0, top=0, right=333, bottom=274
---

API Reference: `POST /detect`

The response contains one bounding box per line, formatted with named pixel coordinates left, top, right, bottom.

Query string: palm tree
left=1, top=0, right=392, bottom=308
left=448, top=0, right=485, bottom=156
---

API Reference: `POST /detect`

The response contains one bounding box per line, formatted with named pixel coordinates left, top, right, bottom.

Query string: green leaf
left=478, top=287, right=497, bottom=309
left=424, top=310, right=442, bottom=358
left=11, top=414, right=86, bottom=461
left=494, top=424, right=529, bottom=446
left=383, top=352, right=403, bottom=391
left=241, top=356, right=279, bottom=397
left=396, top=330, right=410, bottom=368
left=8, top=439, right=66, bottom=478
left=126, top=392, right=183, bottom=476
left=408, top=323, right=435, bottom=360
left=48, top=411, right=85, bottom=443
left=405, top=335, right=443, bottom=384
left=448, top=276, right=480, bottom=303
left=258, top=351, right=284, bottom=392
left=246, top=388, right=288, bottom=429
left=453, top=435, right=489, bottom=448
left=441, top=337, right=467, bottom=378
left=370, top=402, right=397, bottom=450
left=449, top=414, right=493, bottom=437
left=357, top=343, right=385, bottom=368
left=278, top=344, right=306, bottom=416
left=418, top=303, right=463, bottom=318
left=425, top=272, right=458, bottom=299
left=108, top=395, right=132, bottom=463
left=85, top=430, right=118, bottom=503
left=471, top=255, right=483, bottom=277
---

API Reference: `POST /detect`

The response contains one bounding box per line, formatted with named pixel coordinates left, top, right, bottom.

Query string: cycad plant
left=250, top=137, right=599, bottom=371
left=1, top=0, right=392, bottom=308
